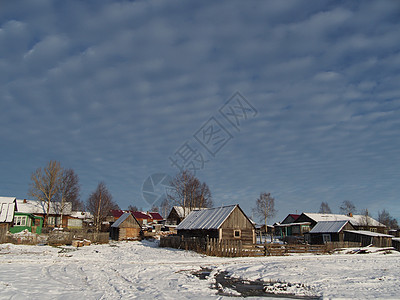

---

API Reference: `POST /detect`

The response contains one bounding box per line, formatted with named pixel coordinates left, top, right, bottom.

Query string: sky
left=1, top=0, right=400, bottom=224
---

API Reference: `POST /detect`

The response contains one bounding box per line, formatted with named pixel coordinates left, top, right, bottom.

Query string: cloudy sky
left=1, top=0, right=400, bottom=223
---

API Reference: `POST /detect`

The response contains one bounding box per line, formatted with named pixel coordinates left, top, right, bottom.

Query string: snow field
left=0, top=240, right=399, bottom=299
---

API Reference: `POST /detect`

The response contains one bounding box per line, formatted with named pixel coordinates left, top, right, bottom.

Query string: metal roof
left=111, top=212, right=132, bottom=228
left=309, top=220, right=349, bottom=233
left=0, top=197, right=16, bottom=223
left=176, top=205, right=237, bottom=230
left=344, top=230, right=393, bottom=238
left=302, top=213, right=385, bottom=227
left=148, top=212, right=163, bottom=220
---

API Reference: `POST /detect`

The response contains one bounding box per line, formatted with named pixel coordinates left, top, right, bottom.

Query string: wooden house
left=147, top=212, right=163, bottom=224
left=132, top=211, right=151, bottom=226
left=176, top=205, right=256, bottom=244
left=16, top=199, right=73, bottom=228
left=295, top=213, right=387, bottom=233
left=274, top=214, right=310, bottom=239
left=166, top=206, right=202, bottom=225
left=9, top=212, right=43, bottom=234
left=110, top=212, right=142, bottom=241
left=305, top=220, right=355, bottom=244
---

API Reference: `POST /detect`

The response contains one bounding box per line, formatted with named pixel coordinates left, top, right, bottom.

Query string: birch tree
left=319, top=201, right=332, bottom=214
left=29, top=160, right=62, bottom=226
left=254, top=192, right=276, bottom=233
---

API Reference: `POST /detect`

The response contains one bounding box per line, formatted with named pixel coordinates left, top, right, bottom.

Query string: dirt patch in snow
left=192, top=267, right=321, bottom=299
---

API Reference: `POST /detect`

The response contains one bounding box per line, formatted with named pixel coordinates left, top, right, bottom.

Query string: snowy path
left=0, top=240, right=399, bottom=299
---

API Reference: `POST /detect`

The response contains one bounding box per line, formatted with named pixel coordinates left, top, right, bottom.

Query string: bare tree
left=254, top=192, right=277, bottom=233
left=378, top=209, right=399, bottom=229
left=339, top=200, right=356, bottom=216
left=56, top=169, right=82, bottom=227
left=160, top=198, right=171, bottom=219
left=150, top=204, right=159, bottom=212
left=86, top=182, right=119, bottom=232
left=128, top=205, right=139, bottom=211
left=319, top=201, right=332, bottom=214
left=167, top=170, right=212, bottom=216
left=29, top=160, right=62, bottom=226
left=360, top=208, right=370, bottom=226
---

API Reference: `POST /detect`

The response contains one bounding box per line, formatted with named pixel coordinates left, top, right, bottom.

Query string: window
left=370, top=228, right=377, bottom=233
left=322, top=234, right=331, bottom=243
left=48, top=216, right=61, bottom=226
left=234, top=230, right=241, bottom=238
left=14, top=216, right=27, bottom=226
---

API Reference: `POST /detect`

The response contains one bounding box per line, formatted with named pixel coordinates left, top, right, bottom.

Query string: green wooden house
left=9, top=212, right=43, bottom=234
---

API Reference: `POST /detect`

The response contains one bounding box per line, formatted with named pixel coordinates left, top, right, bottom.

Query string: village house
left=295, top=212, right=387, bottom=233
left=305, top=220, right=355, bottom=244
left=16, top=199, right=73, bottom=228
left=68, top=211, right=93, bottom=230
left=166, top=206, right=202, bottom=225
left=9, top=212, right=44, bottom=234
left=176, top=205, right=256, bottom=244
left=110, top=212, right=142, bottom=241
left=274, top=214, right=311, bottom=239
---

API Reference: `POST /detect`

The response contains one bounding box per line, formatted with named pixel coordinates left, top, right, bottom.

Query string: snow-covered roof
left=309, top=220, right=350, bottom=233
left=111, top=212, right=132, bottom=228
left=275, top=222, right=311, bottom=227
left=0, top=197, right=16, bottom=223
left=177, top=205, right=238, bottom=230
left=344, top=230, right=393, bottom=238
left=16, top=199, right=72, bottom=215
left=70, top=211, right=93, bottom=220
left=302, top=213, right=385, bottom=227
left=172, top=206, right=205, bottom=218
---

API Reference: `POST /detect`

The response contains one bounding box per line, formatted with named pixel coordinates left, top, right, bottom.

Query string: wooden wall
left=220, top=206, right=255, bottom=244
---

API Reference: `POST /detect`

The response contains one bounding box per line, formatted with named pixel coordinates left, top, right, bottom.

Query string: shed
left=344, top=230, right=393, bottom=247
left=306, top=220, right=355, bottom=244
left=110, top=212, right=142, bottom=241
left=176, top=205, right=256, bottom=244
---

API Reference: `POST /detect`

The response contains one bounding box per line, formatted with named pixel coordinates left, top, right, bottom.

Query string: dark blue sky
left=1, top=0, right=399, bottom=223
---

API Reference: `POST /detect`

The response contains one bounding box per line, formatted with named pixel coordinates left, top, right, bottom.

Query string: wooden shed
left=305, top=220, right=355, bottom=244
left=110, top=212, right=142, bottom=241
left=344, top=230, right=393, bottom=247
left=176, top=205, right=256, bottom=244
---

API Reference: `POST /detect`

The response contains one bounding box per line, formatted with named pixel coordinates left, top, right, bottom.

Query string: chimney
left=348, top=212, right=353, bottom=217
left=23, top=199, right=27, bottom=203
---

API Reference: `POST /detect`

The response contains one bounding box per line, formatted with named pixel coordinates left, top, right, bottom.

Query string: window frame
left=14, top=215, right=27, bottom=226
left=233, top=229, right=241, bottom=238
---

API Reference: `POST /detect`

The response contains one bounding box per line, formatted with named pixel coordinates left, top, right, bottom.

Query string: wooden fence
left=0, top=224, right=9, bottom=244
left=159, top=236, right=337, bottom=257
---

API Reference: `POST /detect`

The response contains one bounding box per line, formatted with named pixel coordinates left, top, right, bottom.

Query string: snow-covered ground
left=0, top=240, right=399, bottom=299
